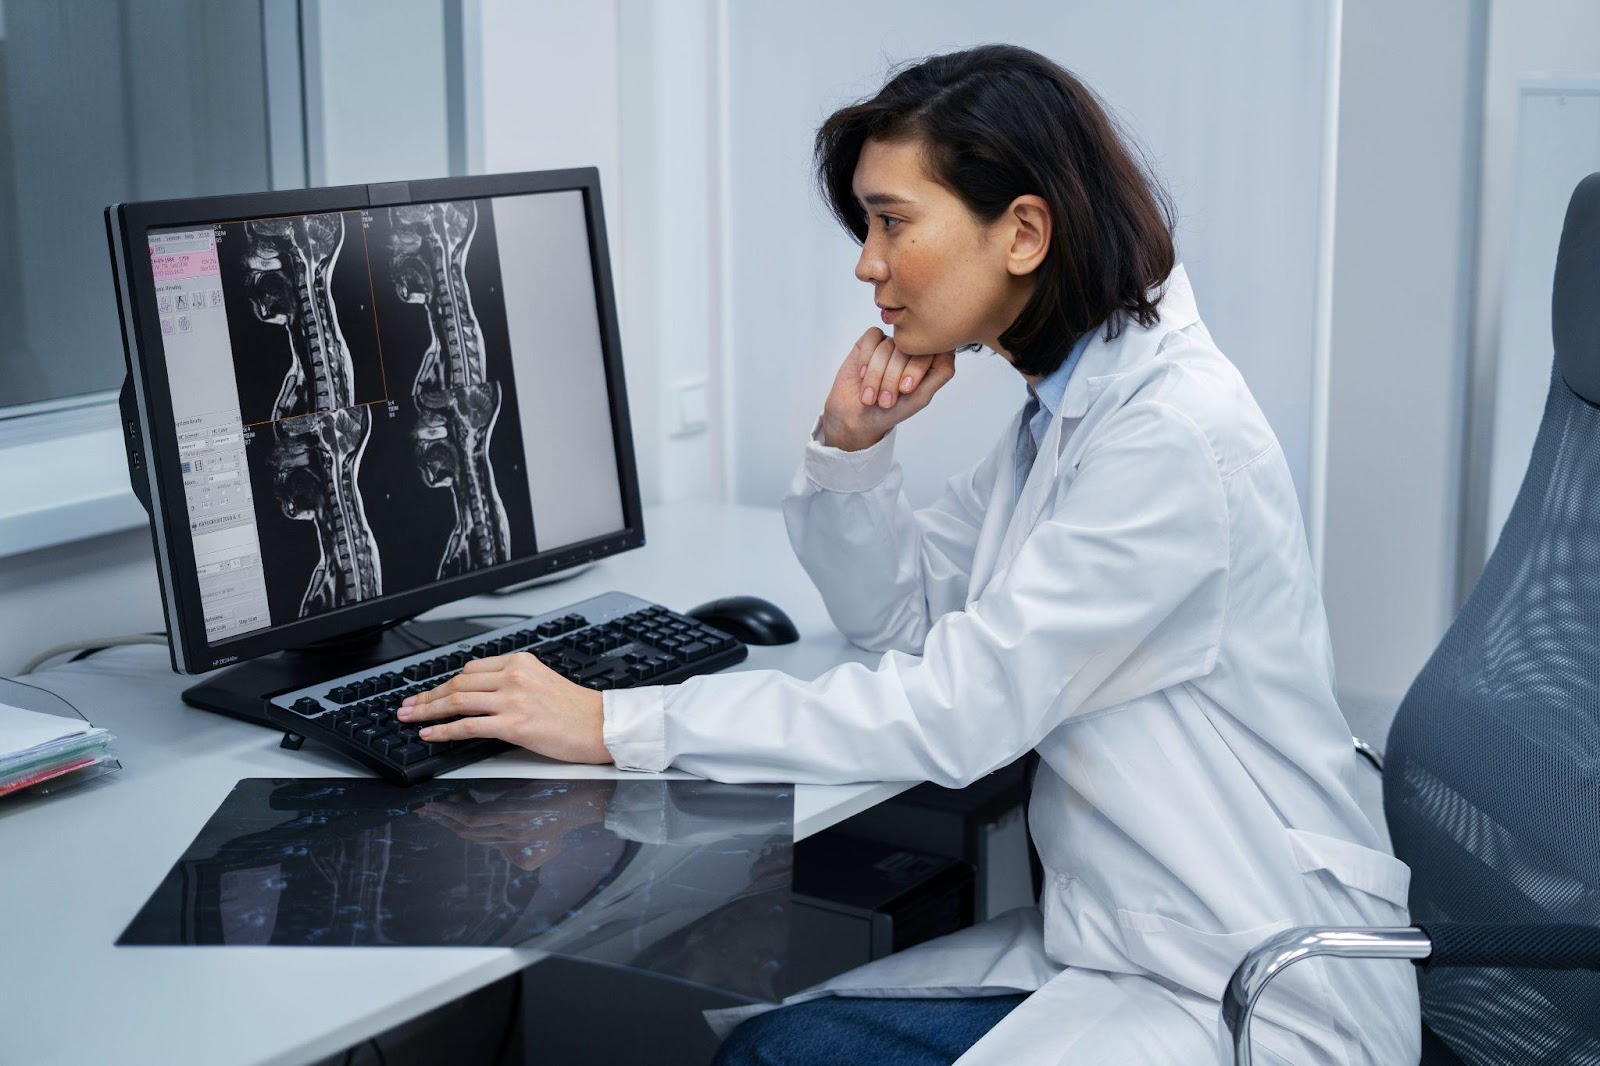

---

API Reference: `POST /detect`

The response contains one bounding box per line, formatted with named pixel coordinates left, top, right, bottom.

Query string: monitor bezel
left=108, top=168, right=645, bottom=674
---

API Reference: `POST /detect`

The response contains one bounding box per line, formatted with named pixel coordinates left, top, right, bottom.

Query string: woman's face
left=851, top=137, right=1036, bottom=358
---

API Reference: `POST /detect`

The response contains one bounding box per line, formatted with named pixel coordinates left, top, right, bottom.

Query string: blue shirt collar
left=1029, top=328, right=1095, bottom=421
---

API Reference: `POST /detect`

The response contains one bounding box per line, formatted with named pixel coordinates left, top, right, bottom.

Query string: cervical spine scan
left=244, top=213, right=383, bottom=616
left=389, top=201, right=512, bottom=578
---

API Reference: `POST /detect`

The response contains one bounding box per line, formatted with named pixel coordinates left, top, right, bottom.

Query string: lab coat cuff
left=602, top=687, right=670, bottom=773
left=802, top=416, right=897, bottom=493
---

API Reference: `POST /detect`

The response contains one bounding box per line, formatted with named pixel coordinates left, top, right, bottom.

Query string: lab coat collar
left=981, top=265, right=1202, bottom=591
left=798, top=264, right=1199, bottom=585
left=1058, top=263, right=1201, bottom=420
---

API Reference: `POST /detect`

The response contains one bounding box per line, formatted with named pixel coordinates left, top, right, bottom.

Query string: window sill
left=0, top=398, right=147, bottom=559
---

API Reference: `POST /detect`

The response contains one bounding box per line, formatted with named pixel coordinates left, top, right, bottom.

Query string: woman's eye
left=879, top=215, right=903, bottom=231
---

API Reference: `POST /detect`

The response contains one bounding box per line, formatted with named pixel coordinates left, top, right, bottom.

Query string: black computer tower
left=823, top=759, right=1035, bottom=922
left=785, top=831, right=975, bottom=995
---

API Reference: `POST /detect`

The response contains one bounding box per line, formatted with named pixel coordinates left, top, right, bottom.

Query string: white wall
left=0, top=530, right=164, bottom=674
left=1321, top=0, right=1600, bottom=720
left=476, top=2, right=620, bottom=189
left=616, top=0, right=719, bottom=504
left=474, top=0, right=721, bottom=508
left=306, top=0, right=451, bottom=184
left=1485, top=82, right=1600, bottom=553
left=1463, top=0, right=1600, bottom=584
left=1320, top=0, right=1485, bottom=711
left=723, top=0, right=1332, bottom=510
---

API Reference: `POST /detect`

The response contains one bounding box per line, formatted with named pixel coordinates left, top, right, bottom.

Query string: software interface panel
left=148, top=191, right=626, bottom=645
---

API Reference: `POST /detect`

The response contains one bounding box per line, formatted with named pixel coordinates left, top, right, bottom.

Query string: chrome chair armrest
left=1220, top=926, right=1430, bottom=1066
left=1352, top=735, right=1384, bottom=772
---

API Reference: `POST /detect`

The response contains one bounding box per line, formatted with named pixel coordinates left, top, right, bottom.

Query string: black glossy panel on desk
left=119, top=778, right=795, bottom=1002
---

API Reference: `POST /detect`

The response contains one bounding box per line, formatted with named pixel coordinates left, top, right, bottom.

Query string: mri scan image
left=389, top=202, right=513, bottom=578
left=242, top=213, right=383, bottom=616
left=217, top=198, right=538, bottom=628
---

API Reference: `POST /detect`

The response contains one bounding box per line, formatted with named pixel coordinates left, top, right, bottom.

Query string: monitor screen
left=111, top=172, right=642, bottom=672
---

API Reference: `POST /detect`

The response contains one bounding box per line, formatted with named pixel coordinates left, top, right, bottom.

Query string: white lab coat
left=604, top=264, right=1420, bottom=1065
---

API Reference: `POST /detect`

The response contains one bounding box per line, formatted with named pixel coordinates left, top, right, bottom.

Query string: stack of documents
left=0, top=701, right=117, bottom=798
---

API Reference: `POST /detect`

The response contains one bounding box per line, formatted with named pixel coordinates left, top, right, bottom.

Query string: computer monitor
left=106, top=169, right=644, bottom=723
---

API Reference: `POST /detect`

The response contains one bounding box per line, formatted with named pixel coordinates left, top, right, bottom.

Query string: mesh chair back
left=1384, top=174, right=1600, bottom=1064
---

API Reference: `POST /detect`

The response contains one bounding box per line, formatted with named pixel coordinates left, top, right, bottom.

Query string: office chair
left=1223, top=172, right=1600, bottom=1065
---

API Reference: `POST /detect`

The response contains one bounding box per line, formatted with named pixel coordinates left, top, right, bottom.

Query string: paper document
left=0, top=701, right=93, bottom=757
left=0, top=700, right=116, bottom=798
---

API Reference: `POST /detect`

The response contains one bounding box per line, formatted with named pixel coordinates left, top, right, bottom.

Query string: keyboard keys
left=355, top=724, right=393, bottom=745
left=272, top=597, right=748, bottom=785
left=395, top=743, right=429, bottom=765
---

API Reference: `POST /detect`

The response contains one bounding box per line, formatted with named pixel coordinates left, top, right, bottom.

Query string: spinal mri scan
left=243, top=214, right=384, bottom=617
left=388, top=201, right=513, bottom=579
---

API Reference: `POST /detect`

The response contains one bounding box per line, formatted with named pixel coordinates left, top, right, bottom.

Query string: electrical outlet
left=671, top=379, right=708, bottom=438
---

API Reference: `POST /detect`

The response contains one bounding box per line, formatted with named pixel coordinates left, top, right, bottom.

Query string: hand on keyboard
left=398, top=651, right=613, bottom=765
left=266, top=594, right=746, bottom=785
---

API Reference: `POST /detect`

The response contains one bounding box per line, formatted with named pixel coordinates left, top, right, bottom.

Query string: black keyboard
left=264, top=591, right=746, bottom=785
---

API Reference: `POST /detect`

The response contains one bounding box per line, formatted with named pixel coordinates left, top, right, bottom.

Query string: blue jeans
left=713, top=994, right=1029, bottom=1066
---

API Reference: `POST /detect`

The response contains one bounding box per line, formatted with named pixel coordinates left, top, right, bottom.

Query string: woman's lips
left=879, top=306, right=904, bottom=325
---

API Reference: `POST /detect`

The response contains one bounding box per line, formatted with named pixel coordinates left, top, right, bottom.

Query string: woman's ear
left=1004, top=195, right=1051, bottom=277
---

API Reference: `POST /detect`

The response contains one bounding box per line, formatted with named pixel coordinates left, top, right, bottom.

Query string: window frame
left=0, top=0, right=318, bottom=558
left=0, top=393, right=146, bottom=559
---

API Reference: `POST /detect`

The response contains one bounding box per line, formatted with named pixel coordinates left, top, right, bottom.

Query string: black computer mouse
left=687, top=595, right=800, bottom=646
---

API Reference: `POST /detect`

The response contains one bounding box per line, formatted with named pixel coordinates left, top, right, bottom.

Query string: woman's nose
left=855, top=240, right=887, bottom=284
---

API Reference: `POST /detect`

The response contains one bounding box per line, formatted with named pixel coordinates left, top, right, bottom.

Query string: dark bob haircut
left=815, top=44, right=1176, bottom=378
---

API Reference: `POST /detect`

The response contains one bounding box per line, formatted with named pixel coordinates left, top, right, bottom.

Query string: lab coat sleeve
left=779, top=416, right=1007, bottom=654
left=604, top=401, right=1229, bottom=786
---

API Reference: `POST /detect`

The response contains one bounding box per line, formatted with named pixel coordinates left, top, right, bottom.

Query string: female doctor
left=399, top=45, right=1421, bottom=1066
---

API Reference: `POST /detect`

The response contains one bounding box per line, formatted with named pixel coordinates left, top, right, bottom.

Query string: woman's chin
left=887, top=329, right=951, bottom=358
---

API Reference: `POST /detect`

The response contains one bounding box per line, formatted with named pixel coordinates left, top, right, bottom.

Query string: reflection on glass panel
left=0, top=0, right=273, bottom=409
left=118, top=777, right=795, bottom=1003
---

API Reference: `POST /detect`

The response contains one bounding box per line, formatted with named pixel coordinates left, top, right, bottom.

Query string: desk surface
left=0, top=501, right=914, bottom=1066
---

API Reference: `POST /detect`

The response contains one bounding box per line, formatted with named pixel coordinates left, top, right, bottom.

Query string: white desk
left=0, top=501, right=915, bottom=1066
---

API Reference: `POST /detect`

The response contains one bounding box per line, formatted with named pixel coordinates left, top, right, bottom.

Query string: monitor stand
left=182, top=617, right=496, bottom=728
